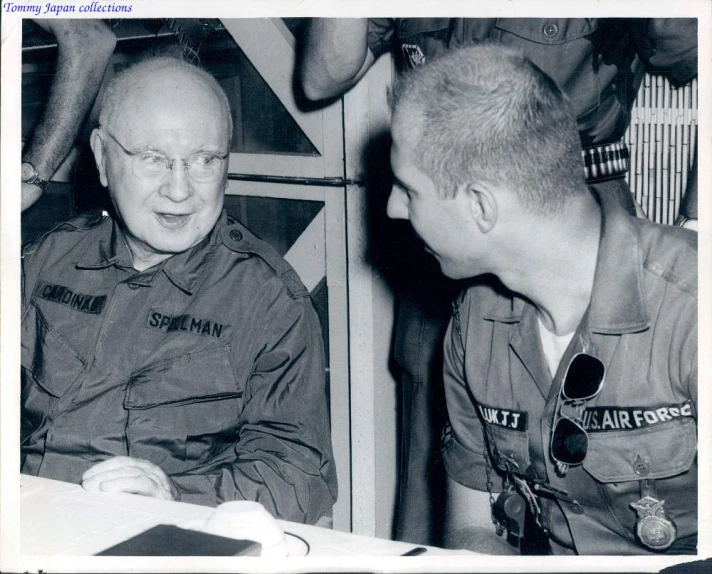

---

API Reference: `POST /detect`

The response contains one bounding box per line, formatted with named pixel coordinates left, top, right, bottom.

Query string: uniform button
left=230, top=229, right=243, bottom=242
left=543, top=22, right=559, bottom=38
left=633, top=454, right=650, bottom=476
left=128, top=283, right=140, bottom=290
left=569, top=502, right=584, bottom=515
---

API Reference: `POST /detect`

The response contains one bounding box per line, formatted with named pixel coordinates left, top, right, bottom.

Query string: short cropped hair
left=390, top=44, right=587, bottom=213
left=98, top=56, right=233, bottom=144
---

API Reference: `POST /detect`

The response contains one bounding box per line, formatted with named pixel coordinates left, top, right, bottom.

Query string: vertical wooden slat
left=661, top=77, right=671, bottom=225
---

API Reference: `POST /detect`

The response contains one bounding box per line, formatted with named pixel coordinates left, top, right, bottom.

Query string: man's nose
left=386, top=186, right=409, bottom=220
left=159, top=162, right=192, bottom=202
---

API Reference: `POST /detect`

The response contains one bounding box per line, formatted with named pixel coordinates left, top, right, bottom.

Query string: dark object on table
left=401, top=546, right=427, bottom=556
left=95, top=524, right=262, bottom=556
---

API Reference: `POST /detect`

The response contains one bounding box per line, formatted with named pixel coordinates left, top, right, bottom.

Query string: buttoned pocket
left=494, top=18, right=601, bottom=122
left=494, top=19, right=598, bottom=46
left=583, top=418, right=697, bottom=483
left=484, top=424, right=532, bottom=475
left=580, top=418, right=697, bottom=544
left=124, top=346, right=245, bottom=472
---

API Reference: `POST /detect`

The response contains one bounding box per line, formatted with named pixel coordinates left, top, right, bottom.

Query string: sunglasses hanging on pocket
left=550, top=353, right=605, bottom=476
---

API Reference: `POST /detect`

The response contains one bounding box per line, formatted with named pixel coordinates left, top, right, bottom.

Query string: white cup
left=202, top=501, right=288, bottom=557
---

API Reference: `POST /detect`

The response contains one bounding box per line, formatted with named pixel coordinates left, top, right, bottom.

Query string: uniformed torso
left=448, top=194, right=697, bottom=554
left=21, top=212, right=305, bottom=484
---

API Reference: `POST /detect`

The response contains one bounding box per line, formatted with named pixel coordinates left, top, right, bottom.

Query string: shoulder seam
left=643, top=260, right=697, bottom=299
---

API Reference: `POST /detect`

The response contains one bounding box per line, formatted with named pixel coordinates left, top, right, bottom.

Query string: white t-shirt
left=537, top=318, right=575, bottom=378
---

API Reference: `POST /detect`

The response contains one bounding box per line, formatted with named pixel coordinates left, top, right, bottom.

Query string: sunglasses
left=550, top=353, right=605, bottom=473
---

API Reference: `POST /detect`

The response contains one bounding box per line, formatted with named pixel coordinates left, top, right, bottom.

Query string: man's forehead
left=111, top=79, right=226, bottom=144
left=114, top=67, right=220, bottom=118
left=392, top=105, right=425, bottom=145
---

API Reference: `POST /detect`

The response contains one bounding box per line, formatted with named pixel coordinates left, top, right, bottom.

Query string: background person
left=22, top=19, right=116, bottom=212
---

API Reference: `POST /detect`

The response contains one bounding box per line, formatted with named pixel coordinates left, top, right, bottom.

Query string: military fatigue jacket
left=368, top=18, right=697, bottom=148
left=442, top=190, right=697, bottom=554
left=21, top=210, right=337, bottom=524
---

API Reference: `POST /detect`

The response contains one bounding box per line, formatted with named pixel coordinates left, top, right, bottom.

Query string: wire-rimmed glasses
left=104, top=130, right=228, bottom=183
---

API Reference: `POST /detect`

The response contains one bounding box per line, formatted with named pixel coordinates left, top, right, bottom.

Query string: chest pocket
left=484, top=423, right=532, bottom=475
left=583, top=418, right=697, bottom=483
left=124, top=346, right=245, bottom=473
left=21, top=302, right=86, bottom=399
left=494, top=18, right=601, bottom=121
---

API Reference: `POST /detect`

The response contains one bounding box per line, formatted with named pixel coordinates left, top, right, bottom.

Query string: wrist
left=21, top=161, right=51, bottom=191
left=674, top=214, right=698, bottom=231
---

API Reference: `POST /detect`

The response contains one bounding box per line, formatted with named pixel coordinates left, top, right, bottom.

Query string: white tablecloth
left=20, top=475, right=476, bottom=559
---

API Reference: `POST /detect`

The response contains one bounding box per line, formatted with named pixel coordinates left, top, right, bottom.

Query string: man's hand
left=81, top=456, right=180, bottom=501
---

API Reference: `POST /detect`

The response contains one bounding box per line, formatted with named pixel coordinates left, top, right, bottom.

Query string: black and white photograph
left=1, top=1, right=709, bottom=571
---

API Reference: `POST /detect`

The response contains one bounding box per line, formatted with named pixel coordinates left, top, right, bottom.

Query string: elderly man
left=387, top=45, right=697, bottom=554
left=21, top=56, right=337, bottom=525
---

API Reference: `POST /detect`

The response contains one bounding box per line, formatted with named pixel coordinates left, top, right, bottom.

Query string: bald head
left=98, top=56, right=233, bottom=146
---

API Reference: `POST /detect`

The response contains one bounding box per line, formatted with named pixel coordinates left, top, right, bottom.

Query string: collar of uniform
left=75, top=211, right=227, bottom=295
left=158, top=211, right=227, bottom=295
left=75, top=215, right=132, bottom=269
left=481, top=189, right=648, bottom=334
left=586, top=188, right=649, bottom=334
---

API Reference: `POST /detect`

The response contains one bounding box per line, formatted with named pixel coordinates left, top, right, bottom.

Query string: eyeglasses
left=550, top=353, right=605, bottom=475
left=103, top=131, right=229, bottom=183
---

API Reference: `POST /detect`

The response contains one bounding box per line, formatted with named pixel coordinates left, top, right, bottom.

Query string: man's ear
left=464, top=182, right=497, bottom=233
left=89, top=129, right=109, bottom=188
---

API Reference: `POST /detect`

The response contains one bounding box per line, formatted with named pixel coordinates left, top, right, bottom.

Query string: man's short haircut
left=98, top=55, right=233, bottom=144
left=390, top=44, right=587, bottom=213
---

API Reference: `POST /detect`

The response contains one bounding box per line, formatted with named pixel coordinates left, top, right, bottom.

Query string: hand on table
left=81, top=456, right=180, bottom=501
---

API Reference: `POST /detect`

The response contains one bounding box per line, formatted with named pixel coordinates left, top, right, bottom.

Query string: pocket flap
left=21, top=303, right=85, bottom=398
left=495, top=18, right=598, bottom=45
left=125, top=346, right=242, bottom=409
left=398, top=18, right=451, bottom=38
left=485, top=424, right=532, bottom=474
left=583, top=418, right=697, bottom=483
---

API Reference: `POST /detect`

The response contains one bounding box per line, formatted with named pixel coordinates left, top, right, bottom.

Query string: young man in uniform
left=21, top=56, right=337, bottom=524
left=300, top=17, right=697, bottom=545
left=386, top=44, right=697, bottom=554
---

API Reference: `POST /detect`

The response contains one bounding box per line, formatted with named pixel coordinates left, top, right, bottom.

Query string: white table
left=20, top=475, right=476, bottom=560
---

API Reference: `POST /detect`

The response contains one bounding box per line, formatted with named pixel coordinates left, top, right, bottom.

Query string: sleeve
left=171, top=294, right=337, bottom=525
left=441, top=294, right=500, bottom=493
left=630, top=18, right=697, bottom=84
left=367, top=18, right=397, bottom=59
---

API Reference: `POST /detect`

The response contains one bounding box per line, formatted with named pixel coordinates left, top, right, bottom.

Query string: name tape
left=477, top=402, right=528, bottom=432
left=35, top=281, right=107, bottom=314
left=147, top=311, right=228, bottom=340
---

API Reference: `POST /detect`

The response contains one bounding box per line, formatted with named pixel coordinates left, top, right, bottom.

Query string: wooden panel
left=343, top=54, right=398, bottom=539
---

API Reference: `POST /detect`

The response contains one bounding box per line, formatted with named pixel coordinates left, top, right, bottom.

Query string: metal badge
left=630, top=495, right=677, bottom=551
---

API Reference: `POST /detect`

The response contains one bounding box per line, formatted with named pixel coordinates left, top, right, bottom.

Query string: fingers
left=82, top=456, right=147, bottom=481
left=98, top=475, right=169, bottom=499
left=81, top=457, right=178, bottom=500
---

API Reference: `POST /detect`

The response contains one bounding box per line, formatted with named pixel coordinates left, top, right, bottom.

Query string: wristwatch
left=21, top=161, right=50, bottom=191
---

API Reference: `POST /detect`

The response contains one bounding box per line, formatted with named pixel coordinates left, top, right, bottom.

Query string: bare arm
left=445, top=475, right=519, bottom=555
left=299, top=18, right=375, bottom=101
left=22, top=19, right=116, bottom=211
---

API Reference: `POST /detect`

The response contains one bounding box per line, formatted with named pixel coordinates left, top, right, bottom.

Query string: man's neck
left=496, top=195, right=602, bottom=336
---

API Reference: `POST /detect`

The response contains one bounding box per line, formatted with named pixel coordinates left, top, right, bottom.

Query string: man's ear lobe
left=465, top=182, right=497, bottom=233
left=89, top=129, right=109, bottom=188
